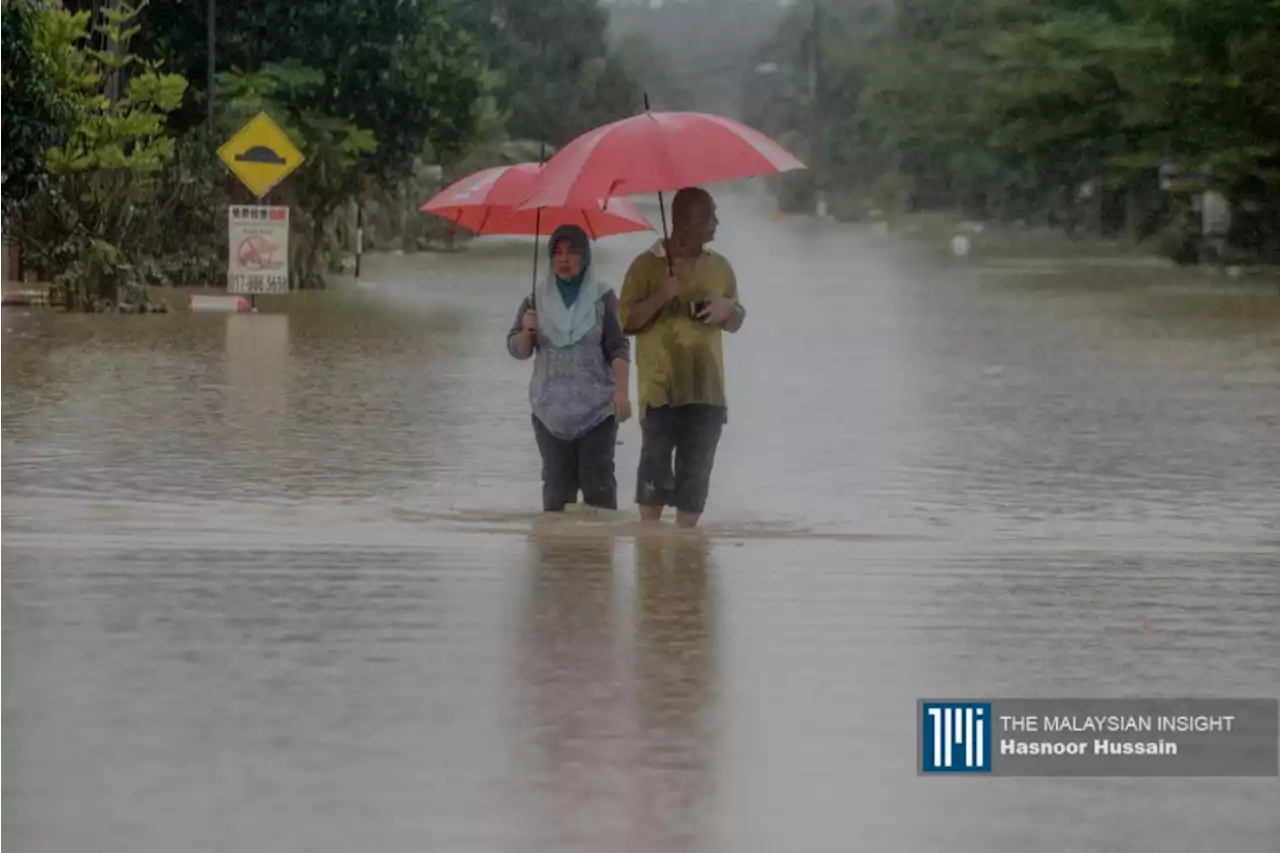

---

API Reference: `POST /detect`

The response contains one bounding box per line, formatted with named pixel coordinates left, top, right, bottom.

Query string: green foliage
left=215, top=61, right=377, bottom=172
left=444, top=0, right=643, bottom=148
left=608, top=0, right=786, bottom=116
left=749, top=0, right=1280, bottom=234
left=13, top=0, right=188, bottom=309
left=40, top=0, right=187, bottom=184
left=609, top=31, right=695, bottom=112
left=1, top=0, right=80, bottom=216
left=141, top=0, right=485, bottom=182
left=13, top=0, right=812, bottom=298
left=138, top=0, right=490, bottom=285
left=604, top=29, right=696, bottom=112
left=214, top=60, right=384, bottom=286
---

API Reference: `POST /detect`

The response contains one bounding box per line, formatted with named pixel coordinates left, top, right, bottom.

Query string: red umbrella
left=422, top=162, right=654, bottom=240
left=516, top=108, right=806, bottom=212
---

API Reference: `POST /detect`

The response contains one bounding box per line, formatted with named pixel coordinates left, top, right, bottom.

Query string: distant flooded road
left=5, top=189, right=1279, bottom=852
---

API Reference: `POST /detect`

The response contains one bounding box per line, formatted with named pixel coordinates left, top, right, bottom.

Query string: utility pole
left=207, top=0, right=216, bottom=134
left=810, top=0, right=826, bottom=218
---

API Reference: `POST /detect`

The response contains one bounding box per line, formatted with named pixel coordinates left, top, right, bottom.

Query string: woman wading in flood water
left=507, top=224, right=632, bottom=511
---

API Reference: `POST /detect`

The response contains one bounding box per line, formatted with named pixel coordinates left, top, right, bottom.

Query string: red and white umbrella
left=517, top=110, right=806, bottom=211
left=422, top=162, right=654, bottom=240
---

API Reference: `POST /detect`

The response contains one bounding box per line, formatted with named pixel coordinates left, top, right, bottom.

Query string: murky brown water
left=5, top=191, right=1280, bottom=851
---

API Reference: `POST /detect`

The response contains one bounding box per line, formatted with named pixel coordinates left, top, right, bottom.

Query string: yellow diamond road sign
left=217, top=112, right=305, bottom=198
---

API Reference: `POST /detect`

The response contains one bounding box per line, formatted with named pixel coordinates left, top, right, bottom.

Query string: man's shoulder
left=626, top=249, right=664, bottom=272
left=700, top=249, right=735, bottom=276
left=702, top=250, right=737, bottom=289
left=622, top=250, right=663, bottom=290
left=705, top=248, right=734, bottom=266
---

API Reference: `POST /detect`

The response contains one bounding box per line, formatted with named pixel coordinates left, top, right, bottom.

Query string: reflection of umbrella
left=422, top=161, right=655, bottom=299
left=422, top=162, right=654, bottom=240
left=517, top=100, right=806, bottom=256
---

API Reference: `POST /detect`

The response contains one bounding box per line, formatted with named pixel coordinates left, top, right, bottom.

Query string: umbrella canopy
left=517, top=111, right=806, bottom=211
left=422, top=162, right=654, bottom=240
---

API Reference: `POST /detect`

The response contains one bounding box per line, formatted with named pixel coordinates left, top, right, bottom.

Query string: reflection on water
left=226, top=314, right=292, bottom=473
left=512, top=529, right=717, bottom=852
left=632, top=535, right=717, bottom=853
left=4, top=192, right=1279, bottom=851
left=225, top=314, right=291, bottom=392
left=515, top=529, right=630, bottom=847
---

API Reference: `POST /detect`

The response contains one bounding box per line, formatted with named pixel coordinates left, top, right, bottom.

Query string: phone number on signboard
left=228, top=274, right=289, bottom=293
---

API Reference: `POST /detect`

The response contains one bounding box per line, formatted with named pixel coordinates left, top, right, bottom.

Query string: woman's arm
left=602, top=292, right=632, bottom=421
left=611, top=357, right=630, bottom=416
left=601, top=292, right=631, bottom=365
left=507, top=295, right=536, bottom=360
left=610, top=357, right=629, bottom=391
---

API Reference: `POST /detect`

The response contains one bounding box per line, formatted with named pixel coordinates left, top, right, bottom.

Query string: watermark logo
left=921, top=701, right=991, bottom=773
left=917, top=698, right=1276, bottom=777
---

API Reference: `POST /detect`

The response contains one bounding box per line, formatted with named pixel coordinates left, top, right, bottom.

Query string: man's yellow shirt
left=618, top=246, right=739, bottom=419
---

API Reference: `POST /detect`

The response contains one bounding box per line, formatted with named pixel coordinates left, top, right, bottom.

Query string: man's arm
left=724, top=261, right=745, bottom=332
left=727, top=298, right=747, bottom=333
left=722, top=301, right=746, bottom=333
left=624, top=289, right=673, bottom=335
left=619, top=256, right=669, bottom=335
left=701, top=261, right=746, bottom=332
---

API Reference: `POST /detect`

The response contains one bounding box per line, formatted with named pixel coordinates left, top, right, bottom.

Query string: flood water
left=4, top=189, right=1279, bottom=852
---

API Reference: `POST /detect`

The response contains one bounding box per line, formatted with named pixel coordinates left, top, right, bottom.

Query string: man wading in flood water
left=619, top=187, right=746, bottom=528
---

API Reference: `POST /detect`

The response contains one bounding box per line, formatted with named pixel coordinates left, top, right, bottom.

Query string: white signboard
left=227, top=205, right=289, bottom=294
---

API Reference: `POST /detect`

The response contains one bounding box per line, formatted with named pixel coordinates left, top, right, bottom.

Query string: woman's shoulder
left=599, top=286, right=625, bottom=310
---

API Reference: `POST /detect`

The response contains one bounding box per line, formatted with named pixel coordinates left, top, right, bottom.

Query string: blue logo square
left=921, top=701, right=992, bottom=773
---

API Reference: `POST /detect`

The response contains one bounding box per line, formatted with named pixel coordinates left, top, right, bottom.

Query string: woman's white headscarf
left=535, top=224, right=608, bottom=349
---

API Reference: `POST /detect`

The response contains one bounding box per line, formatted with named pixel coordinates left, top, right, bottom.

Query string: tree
left=1123, top=0, right=1280, bottom=191
left=141, top=0, right=488, bottom=285
left=143, top=0, right=485, bottom=182
left=444, top=0, right=642, bottom=148
left=15, top=0, right=188, bottom=310
left=1, top=0, right=80, bottom=220
left=969, top=9, right=1160, bottom=215
left=746, top=0, right=1280, bottom=242
left=611, top=30, right=695, bottom=112
left=608, top=0, right=790, bottom=116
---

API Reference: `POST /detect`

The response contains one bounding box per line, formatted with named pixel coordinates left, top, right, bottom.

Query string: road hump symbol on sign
left=218, top=112, right=305, bottom=198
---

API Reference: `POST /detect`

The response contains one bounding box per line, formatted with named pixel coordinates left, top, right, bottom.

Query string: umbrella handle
left=657, top=189, right=677, bottom=315
left=531, top=205, right=542, bottom=305
left=656, top=190, right=675, bottom=278
left=532, top=142, right=547, bottom=304
left=644, top=92, right=678, bottom=280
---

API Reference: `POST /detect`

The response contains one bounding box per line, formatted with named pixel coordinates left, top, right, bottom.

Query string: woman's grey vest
left=530, top=297, right=615, bottom=440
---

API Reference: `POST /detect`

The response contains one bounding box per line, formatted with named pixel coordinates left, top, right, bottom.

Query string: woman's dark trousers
left=532, top=415, right=618, bottom=511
